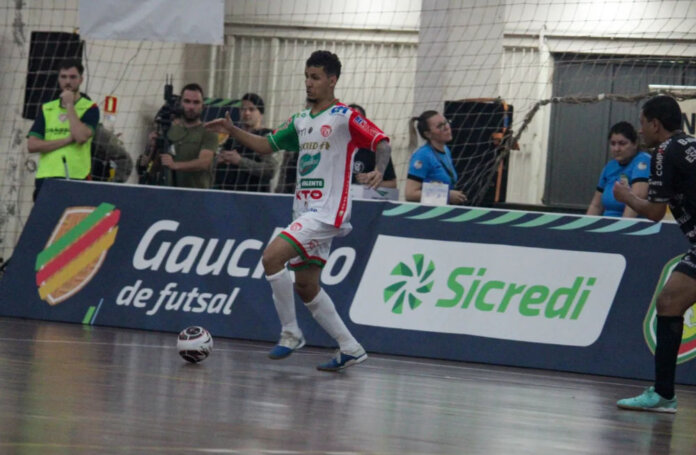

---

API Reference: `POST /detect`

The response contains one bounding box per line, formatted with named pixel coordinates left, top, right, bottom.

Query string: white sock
left=266, top=269, right=301, bottom=338
left=305, top=288, right=361, bottom=354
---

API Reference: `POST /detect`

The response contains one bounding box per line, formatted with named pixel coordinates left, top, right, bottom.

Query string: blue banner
left=1, top=180, right=694, bottom=384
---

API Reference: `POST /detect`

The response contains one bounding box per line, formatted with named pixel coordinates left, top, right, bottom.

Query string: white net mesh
left=1, top=0, right=696, bottom=263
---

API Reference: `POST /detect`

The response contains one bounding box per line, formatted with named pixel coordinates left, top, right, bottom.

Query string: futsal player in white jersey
left=206, top=50, right=392, bottom=371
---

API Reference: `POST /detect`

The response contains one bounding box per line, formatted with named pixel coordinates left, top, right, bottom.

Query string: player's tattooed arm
left=374, top=140, right=391, bottom=175
left=360, top=139, right=391, bottom=189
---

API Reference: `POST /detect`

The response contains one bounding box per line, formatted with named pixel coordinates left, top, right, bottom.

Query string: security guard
left=28, top=58, right=100, bottom=201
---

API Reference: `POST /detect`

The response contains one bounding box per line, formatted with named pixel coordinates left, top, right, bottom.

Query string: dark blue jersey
left=648, top=131, right=696, bottom=243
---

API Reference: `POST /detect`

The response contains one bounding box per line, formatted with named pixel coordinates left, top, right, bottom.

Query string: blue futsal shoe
left=317, top=347, right=367, bottom=372
left=617, top=386, right=677, bottom=413
left=268, top=331, right=305, bottom=360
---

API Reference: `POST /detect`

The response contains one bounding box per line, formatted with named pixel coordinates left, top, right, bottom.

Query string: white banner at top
left=79, top=0, right=224, bottom=45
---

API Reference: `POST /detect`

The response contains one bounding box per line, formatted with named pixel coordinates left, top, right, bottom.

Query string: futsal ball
left=177, top=326, right=213, bottom=363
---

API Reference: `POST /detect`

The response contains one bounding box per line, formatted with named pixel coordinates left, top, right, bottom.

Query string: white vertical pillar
left=533, top=26, right=552, bottom=204
left=225, top=36, right=236, bottom=98
left=415, top=0, right=505, bottom=115
left=208, top=45, right=219, bottom=96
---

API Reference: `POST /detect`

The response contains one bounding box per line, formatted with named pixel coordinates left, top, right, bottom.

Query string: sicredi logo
left=35, top=203, right=120, bottom=305
left=350, top=235, right=625, bottom=346
left=643, top=255, right=696, bottom=364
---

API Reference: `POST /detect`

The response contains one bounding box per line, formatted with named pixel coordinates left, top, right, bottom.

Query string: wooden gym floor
left=0, top=317, right=694, bottom=454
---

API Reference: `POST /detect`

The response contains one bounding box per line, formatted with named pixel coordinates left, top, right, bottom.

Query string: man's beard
left=306, top=96, right=317, bottom=104
left=183, top=111, right=201, bottom=122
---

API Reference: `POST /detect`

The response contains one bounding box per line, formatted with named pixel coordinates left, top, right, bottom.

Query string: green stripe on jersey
left=268, top=114, right=299, bottom=152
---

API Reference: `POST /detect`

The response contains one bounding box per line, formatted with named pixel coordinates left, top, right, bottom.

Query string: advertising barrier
left=1, top=180, right=695, bottom=384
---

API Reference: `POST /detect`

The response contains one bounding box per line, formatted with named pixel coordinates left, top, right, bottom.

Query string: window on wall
left=544, top=54, right=696, bottom=209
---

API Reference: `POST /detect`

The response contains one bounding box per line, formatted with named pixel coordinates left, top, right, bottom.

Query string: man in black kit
left=614, top=95, right=696, bottom=413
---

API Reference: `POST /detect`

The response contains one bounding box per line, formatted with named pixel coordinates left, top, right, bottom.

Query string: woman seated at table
left=586, top=121, right=650, bottom=217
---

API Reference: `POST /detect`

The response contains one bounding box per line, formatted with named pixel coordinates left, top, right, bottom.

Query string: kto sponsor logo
left=36, top=203, right=120, bottom=305
left=295, top=189, right=323, bottom=200
left=643, top=255, right=696, bottom=364
left=350, top=235, right=626, bottom=346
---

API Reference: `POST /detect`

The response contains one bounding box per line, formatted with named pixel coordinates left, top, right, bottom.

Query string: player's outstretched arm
left=205, top=112, right=273, bottom=155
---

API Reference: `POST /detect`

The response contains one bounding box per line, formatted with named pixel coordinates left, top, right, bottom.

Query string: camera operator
left=141, top=83, right=218, bottom=189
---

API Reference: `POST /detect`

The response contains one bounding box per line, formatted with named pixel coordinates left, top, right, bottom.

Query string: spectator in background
left=348, top=104, right=396, bottom=188
left=274, top=150, right=297, bottom=194
left=214, top=93, right=277, bottom=192
left=91, top=124, right=134, bottom=182
left=405, top=110, right=466, bottom=205
left=275, top=100, right=312, bottom=194
left=27, top=58, right=100, bottom=201
left=142, top=83, right=218, bottom=189
left=586, top=121, right=650, bottom=217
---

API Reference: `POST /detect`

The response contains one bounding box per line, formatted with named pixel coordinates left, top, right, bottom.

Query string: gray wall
left=545, top=56, right=695, bottom=209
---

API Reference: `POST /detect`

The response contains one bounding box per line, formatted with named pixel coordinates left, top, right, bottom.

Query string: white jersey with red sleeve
left=267, top=101, right=389, bottom=227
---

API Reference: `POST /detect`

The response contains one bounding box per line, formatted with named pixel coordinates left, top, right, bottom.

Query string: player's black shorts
left=675, top=244, right=696, bottom=279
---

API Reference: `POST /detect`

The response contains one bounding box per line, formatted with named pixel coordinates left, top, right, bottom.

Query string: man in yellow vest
left=27, top=58, right=100, bottom=201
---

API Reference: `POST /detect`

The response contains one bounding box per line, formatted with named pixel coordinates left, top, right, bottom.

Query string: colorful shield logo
left=35, top=203, right=120, bottom=305
left=643, top=254, right=696, bottom=364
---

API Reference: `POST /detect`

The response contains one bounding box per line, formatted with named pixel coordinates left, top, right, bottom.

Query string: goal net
left=1, top=0, right=695, bottom=264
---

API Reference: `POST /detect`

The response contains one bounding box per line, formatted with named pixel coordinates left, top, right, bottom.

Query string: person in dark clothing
left=214, top=93, right=277, bottom=192
left=615, top=95, right=696, bottom=413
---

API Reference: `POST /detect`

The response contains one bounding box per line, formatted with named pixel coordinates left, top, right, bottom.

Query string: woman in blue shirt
left=405, top=110, right=467, bottom=205
left=587, top=121, right=650, bottom=217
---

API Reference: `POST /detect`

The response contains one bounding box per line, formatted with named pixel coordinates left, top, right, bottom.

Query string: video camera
left=154, top=77, right=183, bottom=143
left=138, top=76, right=182, bottom=185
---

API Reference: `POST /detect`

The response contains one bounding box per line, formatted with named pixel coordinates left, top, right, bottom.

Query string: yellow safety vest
left=36, top=97, right=96, bottom=179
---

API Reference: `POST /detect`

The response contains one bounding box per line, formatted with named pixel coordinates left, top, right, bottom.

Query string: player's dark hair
left=348, top=104, right=366, bottom=117
left=181, top=83, right=205, bottom=98
left=242, top=93, right=265, bottom=115
left=58, top=58, right=84, bottom=75
left=642, top=95, right=682, bottom=132
left=411, top=110, right=439, bottom=141
left=306, top=50, right=341, bottom=79
left=608, top=121, right=638, bottom=143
